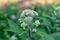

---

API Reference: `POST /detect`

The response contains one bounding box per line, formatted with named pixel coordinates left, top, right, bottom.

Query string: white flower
left=10, top=15, right=16, bottom=20
left=20, top=11, right=25, bottom=18
left=57, top=6, right=60, bottom=9
left=18, top=18, right=24, bottom=23
left=55, top=6, right=60, bottom=15
left=10, top=35, right=17, bottom=40
left=35, top=20, right=40, bottom=27
left=54, top=11, right=57, bottom=15
left=32, top=28, right=37, bottom=32
left=21, top=22, right=27, bottom=28
left=18, top=19, right=21, bottom=21
left=33, top=11, right=38, bottom=16
left=20, top=9, right=38, bottom=17
left=55, top=6, right=60, bottom=10
left=24, top=17, right=33, bottom=24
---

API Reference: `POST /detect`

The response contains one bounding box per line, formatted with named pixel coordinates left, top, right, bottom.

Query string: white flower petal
left=24, top=17, right=33, bottom=23
left=10, top=35, right=17, bottom=40
left=21, top=22, right=27, bottom=27
left=35, top=20, right=40, bottom=27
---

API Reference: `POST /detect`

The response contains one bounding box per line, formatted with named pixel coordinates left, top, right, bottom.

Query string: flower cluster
left=34, top=20, right=40, bottom=27
left=55, top=6, right=60, bottom=15
left=20, top=9, right=38, bottom=17
left=18, top=9, right=40, bottom=30
left=55, top=6, right=60, bottom=10
left=10, top=35, right=17, bottom=40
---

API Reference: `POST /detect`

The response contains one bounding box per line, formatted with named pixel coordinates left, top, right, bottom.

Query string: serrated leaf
left=35, top=29, right=54, bottom=40
left=50, top=32, right=60, bottom=40
left=8, top=19, right=23, bottom=34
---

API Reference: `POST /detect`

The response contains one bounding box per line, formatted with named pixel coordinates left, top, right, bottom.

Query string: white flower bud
left=10, top=15, right=16, bottom=20
left=10, top=35, right=17, bottom=40
left=55, top=6, right=60, bottom=16
left=54, top=11, right=57, bottom=15
left=20, top=11, right=25, bottom=18
left=35, top=20, right=40, bottom=27
left=19, top=9, right=39, bottom=29
left=18, top=19, right=21, bottom=21
left=57, top=6, right=60, bottom=10
left=55, top=6, right=60, bottom=10
left=33, top=11, right=38, bottom=16
left=24, top=17, right=33, bottom=24
left=32, top=28, right=37, bottom=32
left=18, top=18, right=24, bottom=23
left=21, top=22, right=27, bottom=28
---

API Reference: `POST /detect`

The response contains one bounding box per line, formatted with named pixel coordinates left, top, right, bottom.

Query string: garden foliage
left=0, top=3, right=60, bottom=40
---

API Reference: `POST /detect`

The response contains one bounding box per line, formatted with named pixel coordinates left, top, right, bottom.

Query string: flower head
left=18, top=9, right=39, bottom=29
left=20, top=9, right=38, bottom=17
left=10, top=15, right=16, bottom=20
left=34, top=20, right=40, bottom=27
left=32, top=28, right=37, bottom=32
left=24, top=17, right=33, bottom=24
left=10, top=35, right=17, bottom=40
left=55, top=6, right=60, bottom=15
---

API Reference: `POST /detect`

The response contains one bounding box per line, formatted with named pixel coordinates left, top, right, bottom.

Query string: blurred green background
left=0, top=0, right=60, bottom=40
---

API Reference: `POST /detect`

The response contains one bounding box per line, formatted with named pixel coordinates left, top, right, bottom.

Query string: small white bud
left=21, top=22, right=27, bottom=27
left=35, top=20, right=40, bottom=27
left=10, top=15, right=16, bottom=20
left=10, top=35, right=17, bottom=40
left=32, top=28, right=37, bottom=32
left=55, top=6, right=60, bottom=10
left=24, top=17, right=33, bottom=23
left=33, top=11, right=38, bottom=16
left=18, top=18, right=24, bottom=23
left=54, top=11, right=57, bottom=15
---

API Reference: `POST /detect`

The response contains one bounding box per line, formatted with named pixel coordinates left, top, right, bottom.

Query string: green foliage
left=0, top=3, right=60, bottom=40
left=50, top=32, right=60, bottom=40
left=8, top=19, right=24, bottom=34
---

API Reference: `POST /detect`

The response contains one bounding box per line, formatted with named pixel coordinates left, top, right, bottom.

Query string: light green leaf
left=8, top=19, right=23, bottom=34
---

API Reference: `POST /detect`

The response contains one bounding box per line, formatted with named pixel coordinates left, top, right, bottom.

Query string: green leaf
left=39, top=17, right=52, bottom=33
left=51, top=32, right=60, bottom=40
left=35, top=29, right=54, bottom=40
left=8, top=19, right=23, bottom=34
